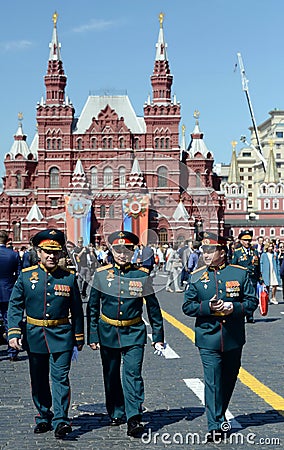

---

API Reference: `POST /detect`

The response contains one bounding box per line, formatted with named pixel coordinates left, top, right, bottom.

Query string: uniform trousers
left=100, top=344, right=144, bottom=421
left=199, top=347, right=242, bottom=431
left=28, top=350, right=72, bottom=428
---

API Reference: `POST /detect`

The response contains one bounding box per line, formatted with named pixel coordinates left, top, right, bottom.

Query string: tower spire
left=151, top=12, right=173, bottom=105
left=44, top=12, right=66, bottom=105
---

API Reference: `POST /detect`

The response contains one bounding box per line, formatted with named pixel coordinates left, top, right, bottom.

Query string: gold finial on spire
left=182, top=124, right=186, bottom=136
left=52, top=11, right=58, bottom=27
left=18, top=112, right=23, bottom=122
left=193, top=110, right=200, bottom=120
left=159, top=12, right=164, bottom=28
left=231, top=140, right=237, bottom=150
left=269, top=139, right=274, bottom=149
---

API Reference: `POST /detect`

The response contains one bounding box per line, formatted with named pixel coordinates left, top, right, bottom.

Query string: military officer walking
left=231, top=230, right=261, bottom=323
left=87, top=231, right=164, bottom=437
left=8, top=229, right=84, bottom=439
left=182, top=231, right=258, bottom=442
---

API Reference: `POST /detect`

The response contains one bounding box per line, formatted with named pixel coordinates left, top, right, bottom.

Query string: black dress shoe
left=9, top=355, right=19, bottom=362
left=34, top=422, right=52, bottom=434
left=110, top=417, right=123, bottom=426
left=127, top=416, right=144, bottom=437
left=54, top=422, right=72, bottom=439
left=246, top=317, right=255, bottom=323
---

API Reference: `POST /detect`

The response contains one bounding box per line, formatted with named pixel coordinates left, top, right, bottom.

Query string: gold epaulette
left=62, top=267, right=75, bottom=274
left=138, top=267, right=149, bottom=273
left=234, top=247, right=242, bottom=252
left=229, top=264, right=247, bottom=270
left=96, top=264, right=113, bottom=272
left=22, top=265, right=38, bottom=272
left=191, top=265, right=206, bottom=275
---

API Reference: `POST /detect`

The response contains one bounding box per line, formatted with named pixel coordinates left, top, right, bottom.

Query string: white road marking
left=183, top=378, right=242, bottom=429
left=147, top=333, right=180, bottom=359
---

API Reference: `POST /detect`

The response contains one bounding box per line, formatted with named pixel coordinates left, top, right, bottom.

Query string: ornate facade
left=0, top=13, right=225, bottom=247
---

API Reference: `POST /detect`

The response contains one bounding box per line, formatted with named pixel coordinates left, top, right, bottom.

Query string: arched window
left=91, top=167, right=98, bottom=188
left=100, top=205, right=106, bottom=218
left=109, top=205, right=115, bottom=218
left=158, top=228, right=168, bottom=244
left=119, top=138, right=125, bottom=149
left=196, top=172, right=201, bottom=188
left=52, top=139, right=56, bottom=150
left=119, top=167, right=126, bottom=188
left=91, top=138, right=97, bottom=149
left=165, top=138, right=170, bottom=149
left=50, top=167, right=60, bottom=188
left=47, top=139, right=51, bottom=150
left=157, top=166, right=168, bottom=187
left=57, top=139, right=62, bottom=150
left=16, top=173, right=21, bottom=189
left=160, top=138, right=165, bottom=149
left=77, top=138, right=82, bottom=150
left=155, top=139, right=159, bottom=149
left=103, top=167, right=113, bottom=188
left=108, top=138, right=113, bottom=149
left=13, top=221, right=21, bottom=242
left=134, top=138, right=139, bottom=149
left=102, top=138, right=107, bottom=149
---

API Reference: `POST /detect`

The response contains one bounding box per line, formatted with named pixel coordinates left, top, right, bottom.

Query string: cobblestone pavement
left=1, top=272, right=283, bottom=449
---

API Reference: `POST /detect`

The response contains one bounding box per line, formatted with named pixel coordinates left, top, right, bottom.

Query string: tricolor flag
left=65, top=194, right=92, bottom=245
left=122, top=194, right=149, bottom=245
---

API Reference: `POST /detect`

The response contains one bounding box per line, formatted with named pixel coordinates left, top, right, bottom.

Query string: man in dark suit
left=87, top=230, right=164, bottom=437
left=8, top=229, right=84, bottom=439
left=0, top=230, right=21, bottom=360
left=182, top=231, right=258, bottom=442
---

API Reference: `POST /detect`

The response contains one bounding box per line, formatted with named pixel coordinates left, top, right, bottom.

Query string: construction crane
left=237, top=52, right=267, bottom=171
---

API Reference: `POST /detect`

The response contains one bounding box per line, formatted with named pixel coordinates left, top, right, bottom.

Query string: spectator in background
left=140, top=244, right=155, bottom=273
left=74, top=237, right=91, bottom=298
left=166, top=243, right=183, bottom=293
left=180, top=240, right=193, bottom=288
left=254, top=236, right=265, bottom=258
left=0, top=230, right=21, bottom=361
left=187, top=241, right=201, bottom=280
left=260, top=241, right=281, bottom=305
left=156, top=245, right=165, bottom=271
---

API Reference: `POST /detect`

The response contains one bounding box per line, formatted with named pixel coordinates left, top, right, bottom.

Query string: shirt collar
left=208, top=262, right=226, bottom=271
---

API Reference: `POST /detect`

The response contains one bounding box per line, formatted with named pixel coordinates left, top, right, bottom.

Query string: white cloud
left=72, top=19, right=114, bottom=33
left=0, top=40, right=33, bottom=52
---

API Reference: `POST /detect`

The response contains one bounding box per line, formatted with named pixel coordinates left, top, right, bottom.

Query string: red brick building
left=0, top=13, right=225, bottom=247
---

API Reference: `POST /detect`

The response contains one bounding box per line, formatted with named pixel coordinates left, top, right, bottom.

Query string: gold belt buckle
left=43, top=319, right=49, bottom=327
left=117, top=320, right=122, bottom=326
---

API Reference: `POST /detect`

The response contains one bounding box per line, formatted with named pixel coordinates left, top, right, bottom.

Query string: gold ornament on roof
left=193, top=110, right=200, bottom=120
left=231, top=140, right=237, bottom=150
left=182, top=124, right=186, bottom=135
left=159, top=12, right=164, bottom=28
left=18, top=112, right=23, bottom=121
left=52, top=11, right=58, bottom=27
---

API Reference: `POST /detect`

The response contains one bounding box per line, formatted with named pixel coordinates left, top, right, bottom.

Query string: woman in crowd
left=260, top=241, right=281, bottom=304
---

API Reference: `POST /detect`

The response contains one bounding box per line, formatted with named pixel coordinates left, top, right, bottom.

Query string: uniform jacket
left=8, top=264, right=84, bottom=353
left=182, top=263, right=258, bottom=352
left=231, top=246, right=261, bottom=286
left=87, top=263, right=164, bottom=348
left=260, top=251, right=281, bottom=286
left=0, top=245, right=21, bottom=303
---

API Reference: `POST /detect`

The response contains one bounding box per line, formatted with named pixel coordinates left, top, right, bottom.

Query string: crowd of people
left=0, top=227, right=282, bottom=443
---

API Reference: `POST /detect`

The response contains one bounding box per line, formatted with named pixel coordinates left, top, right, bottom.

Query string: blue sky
left=0, top=0, right=283, bottom=175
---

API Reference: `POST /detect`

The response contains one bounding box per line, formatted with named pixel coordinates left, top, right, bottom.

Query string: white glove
left=154, top=343, right=166, bottom=357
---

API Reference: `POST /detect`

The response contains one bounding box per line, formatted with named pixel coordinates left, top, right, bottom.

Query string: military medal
left=129, top=280, right=143, bottom=296
left=29, top=272, right=39, bottom=289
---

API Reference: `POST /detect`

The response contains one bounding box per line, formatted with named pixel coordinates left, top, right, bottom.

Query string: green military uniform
left=8, top=263, right=84, bottom=429
left=183, top=260, right=258, bottom=432
left=87, top=261, right=164, bottom=422
left=231, top=246, right=261, bottom=288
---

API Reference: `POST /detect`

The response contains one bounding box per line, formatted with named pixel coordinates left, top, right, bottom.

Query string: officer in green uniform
left=182, top=231, right=258, bottom=442
left=8, top=229, right=84, bottom=439
left=231, top=230, right=261, bottom=323
left=87, top=231, right=164, bottom=437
